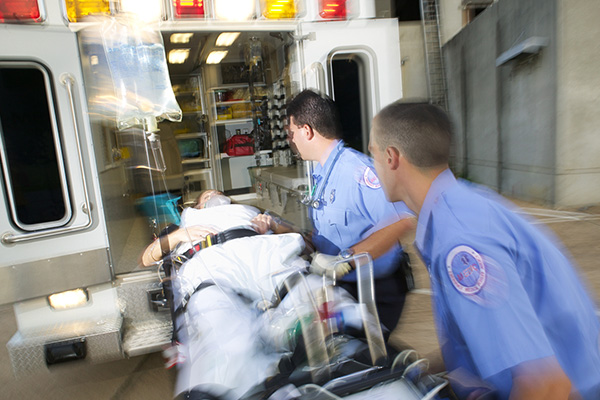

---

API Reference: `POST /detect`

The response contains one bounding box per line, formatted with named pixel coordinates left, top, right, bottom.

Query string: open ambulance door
left=296, top=18, right=403, bottom=154
left=0, top=25, right=110, bottom=305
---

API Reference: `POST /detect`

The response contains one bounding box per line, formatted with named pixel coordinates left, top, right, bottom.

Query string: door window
left=330, top=52, right=372, bottom=154
left=0, top=62, right=72, bottom=230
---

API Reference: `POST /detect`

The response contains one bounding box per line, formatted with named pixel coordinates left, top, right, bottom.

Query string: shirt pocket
left=327, top=208, right=349, bottom=245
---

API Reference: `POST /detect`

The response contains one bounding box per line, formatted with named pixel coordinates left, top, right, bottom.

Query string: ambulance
left=0, top=0, right=403, bottom=374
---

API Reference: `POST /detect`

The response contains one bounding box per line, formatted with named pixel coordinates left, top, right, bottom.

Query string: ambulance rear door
left=296, top=18, right=402, bottom=153
left=0, top=22, right=110, bottom=304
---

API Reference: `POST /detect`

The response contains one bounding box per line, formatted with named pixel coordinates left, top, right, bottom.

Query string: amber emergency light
left=64, top=0, right=111, bottom=22
left=262, top=0, right=296, bottom=19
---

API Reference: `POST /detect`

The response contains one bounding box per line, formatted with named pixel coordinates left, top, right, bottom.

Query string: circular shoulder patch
left=363, top=167, right=381, bottom=189
left=446, top=246, right=487, bottom=295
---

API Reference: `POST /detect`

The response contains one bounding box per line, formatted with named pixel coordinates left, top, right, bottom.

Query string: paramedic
left=281, top=89, right=415, bottom=334
left=368, top=102, right=600, bottom=399
left=140, top=190, right=272, bottom=267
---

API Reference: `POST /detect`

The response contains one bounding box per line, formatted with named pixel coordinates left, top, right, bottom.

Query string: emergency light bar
left=56, top=0, right=352, bottom=24
left=0, top=0, right=44, bottom=23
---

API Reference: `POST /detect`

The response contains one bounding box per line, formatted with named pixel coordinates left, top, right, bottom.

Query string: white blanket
left=179, top=204, right=260, bottom=232
left=171, top=232, right=309, bottom=398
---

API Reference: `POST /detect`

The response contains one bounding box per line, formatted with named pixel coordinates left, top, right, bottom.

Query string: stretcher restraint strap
left=180, top=228, right=259, bottom=260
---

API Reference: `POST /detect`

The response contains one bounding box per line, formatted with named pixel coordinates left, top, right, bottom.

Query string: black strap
left=181, top=228, right=258, bottom=259
left=173, top=280, right=216, bottom=320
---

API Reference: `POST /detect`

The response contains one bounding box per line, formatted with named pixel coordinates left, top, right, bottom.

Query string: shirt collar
left=313, top=139, right=343, bottom=177
left=415, top=168, right=457, bottom=250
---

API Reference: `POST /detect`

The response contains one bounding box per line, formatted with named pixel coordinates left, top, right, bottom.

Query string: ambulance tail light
left=64, top=0, right=111, bottom=22
left=173, top=0, right=205, bottom=18
left=261, top=0, right=297, bottom=19
left=319, top=0, right=346, bottom=19
left=0, top=0, right=44, bottom=23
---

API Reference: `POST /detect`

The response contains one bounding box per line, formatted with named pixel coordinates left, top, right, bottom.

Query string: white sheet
left=179, top=204, right=260, bottom=232
left=171, top=233, right=309, bottom=399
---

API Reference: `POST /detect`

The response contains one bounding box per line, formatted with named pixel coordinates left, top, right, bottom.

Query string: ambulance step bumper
left=122, top=319, right=173, bottom=358
left=6, top=316, right=123, bottom=376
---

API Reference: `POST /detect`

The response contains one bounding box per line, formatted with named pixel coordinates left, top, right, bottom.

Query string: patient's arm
left=140, top=226, right=217, bottom=267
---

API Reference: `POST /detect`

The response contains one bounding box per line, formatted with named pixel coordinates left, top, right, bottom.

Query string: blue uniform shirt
left=310, top=140, right=413, bottom=281
left=415, top=169, right=600, bottom=399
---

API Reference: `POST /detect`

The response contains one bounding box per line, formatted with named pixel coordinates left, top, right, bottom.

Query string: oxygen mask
left=204, top=195, right=231, bottom=208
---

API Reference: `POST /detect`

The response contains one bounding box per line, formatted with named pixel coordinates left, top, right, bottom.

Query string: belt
left=180, top=228, right=259, bottom=260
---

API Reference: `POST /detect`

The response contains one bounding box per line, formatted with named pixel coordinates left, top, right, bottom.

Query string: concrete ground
left=1, top=201, right=599, bottom=399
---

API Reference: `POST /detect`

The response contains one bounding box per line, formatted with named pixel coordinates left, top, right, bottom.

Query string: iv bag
left=83, top=14, right=182, bottom=130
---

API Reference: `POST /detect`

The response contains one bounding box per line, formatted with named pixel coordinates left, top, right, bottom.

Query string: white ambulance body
left=0, top=0, right=402, bottom=373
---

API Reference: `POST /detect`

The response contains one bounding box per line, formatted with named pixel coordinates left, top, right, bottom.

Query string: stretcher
left=161, top=230, right=454, bottom=400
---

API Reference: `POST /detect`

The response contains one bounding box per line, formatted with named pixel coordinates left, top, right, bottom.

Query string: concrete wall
left=555, top=0, right=600, bottom=206
left=398, top=21, right=429, bottom=100
left=439, top=0, right=464, bottom=45
left=444, top=0, right=564, bottom=205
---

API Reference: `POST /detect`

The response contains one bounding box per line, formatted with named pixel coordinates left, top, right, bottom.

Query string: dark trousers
left=338, top=254, right=411, bottom=335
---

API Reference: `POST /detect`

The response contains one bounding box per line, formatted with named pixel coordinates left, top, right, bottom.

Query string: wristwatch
left=339, top=248, right=355, bottom=260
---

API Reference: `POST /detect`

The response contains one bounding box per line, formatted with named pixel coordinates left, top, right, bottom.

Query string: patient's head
left=195, top=190, right=231, bottom=209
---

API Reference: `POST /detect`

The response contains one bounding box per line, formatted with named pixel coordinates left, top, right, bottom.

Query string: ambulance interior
left=86, top=28, right=298, bottom=275
left=78, top=14, right=378, bottom=276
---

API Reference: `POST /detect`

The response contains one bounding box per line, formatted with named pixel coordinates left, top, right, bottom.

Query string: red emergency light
left=173, top=0, right=205, bottom=18
left=319, top=0, right=346, bottom=19
left=0, top=0, right=43, bottom=23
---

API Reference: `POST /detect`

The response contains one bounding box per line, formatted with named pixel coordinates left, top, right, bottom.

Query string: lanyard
left=306, top=141, right=344, bottom=209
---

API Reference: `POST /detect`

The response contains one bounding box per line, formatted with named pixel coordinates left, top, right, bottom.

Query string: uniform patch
left=363, top=167, right=381, bottom=189
left=446, top=246, right=487, bottom=295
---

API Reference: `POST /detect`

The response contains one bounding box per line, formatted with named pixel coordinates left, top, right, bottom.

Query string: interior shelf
left=215, top=118, right=253, bottom=125
left=181, top=157, right=211, bottom=164
left=174, top=132, right=207, bottom=139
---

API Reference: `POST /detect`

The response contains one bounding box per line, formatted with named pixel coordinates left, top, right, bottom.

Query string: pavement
left=1, top=200, right=599, bottom=399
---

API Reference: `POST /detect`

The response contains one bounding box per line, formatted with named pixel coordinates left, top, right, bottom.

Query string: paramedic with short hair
left=282, top=89, right=416, bottom=335
left=368, top=102, right=600, bottom=399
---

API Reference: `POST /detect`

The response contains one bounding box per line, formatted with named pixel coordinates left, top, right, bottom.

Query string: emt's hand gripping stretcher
left=161, top=225, right=452, bottom=399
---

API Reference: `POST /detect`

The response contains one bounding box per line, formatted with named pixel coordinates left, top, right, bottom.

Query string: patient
left=140, top=190, right=272, bottom=267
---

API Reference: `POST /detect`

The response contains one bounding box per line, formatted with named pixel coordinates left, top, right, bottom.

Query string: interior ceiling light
left=120, top=0, right=163, bottom=22
left=170, top=33, right=194, bottom=44
left=214, top=0, right=255, bottom=21
left=215, top=32, right=241, bottom=47
left=168, top=48, right=191, bottom=64
left=206, top=50, right=228, bottom=64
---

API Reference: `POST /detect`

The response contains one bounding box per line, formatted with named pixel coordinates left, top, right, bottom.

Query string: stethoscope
left=301, top=141, right=344, bottom=209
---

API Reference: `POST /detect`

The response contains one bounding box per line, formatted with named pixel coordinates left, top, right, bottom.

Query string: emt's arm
left=348, top=217, right=416, bottom=261
left=509, top=358, right=572, bottom=400
left=140, top=226, right=216, bottom=267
